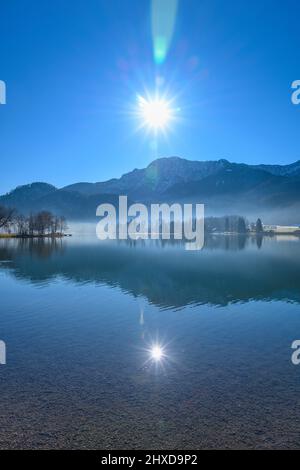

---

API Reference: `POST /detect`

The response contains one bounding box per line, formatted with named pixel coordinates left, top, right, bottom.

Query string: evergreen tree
left=237, top=217, right=247, bottom=233
left=256, top=218, right=263, bottom=233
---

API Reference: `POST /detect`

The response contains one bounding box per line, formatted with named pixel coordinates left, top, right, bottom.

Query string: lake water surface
left=0, top=234, right=300, bottom=449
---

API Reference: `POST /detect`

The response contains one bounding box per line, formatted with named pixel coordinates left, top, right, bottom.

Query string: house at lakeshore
left=263, top=225, right=300, bottom=234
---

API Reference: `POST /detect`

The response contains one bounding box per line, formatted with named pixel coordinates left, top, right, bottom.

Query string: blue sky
left=0, top=0, right=299, bottom=193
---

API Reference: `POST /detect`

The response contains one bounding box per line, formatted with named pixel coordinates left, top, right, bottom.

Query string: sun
left=138, top=95, right=173, bottom=130
left=150, top=344, right=165, bottom=361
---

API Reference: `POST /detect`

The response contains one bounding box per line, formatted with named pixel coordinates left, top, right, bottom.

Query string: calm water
left=1, top=234, right=300, bottom=449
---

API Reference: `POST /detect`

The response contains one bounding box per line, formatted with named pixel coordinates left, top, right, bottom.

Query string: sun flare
left=138, top=95, right=173, bottom=130
left=150, top=344, right=165, bottom=361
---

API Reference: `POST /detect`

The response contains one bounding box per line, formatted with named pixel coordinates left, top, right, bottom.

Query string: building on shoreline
left=263, top=225, right=300, bottom=234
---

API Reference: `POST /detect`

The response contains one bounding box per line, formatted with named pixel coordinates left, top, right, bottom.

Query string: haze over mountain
left=1, top=157, right=300, bottom=223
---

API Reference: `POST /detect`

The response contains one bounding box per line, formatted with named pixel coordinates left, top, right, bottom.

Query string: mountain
left=62, top=157, right=231, bottom=199
left=253, top=160, right=300, bottom=178
left=1, top=157, right=300, bottom=222
left=163, top=163, right=300, bottom=205
left=62, top=157, right=300, bottom=201
left=0, top=182, right=57, bottom=213
left=0, top=187, right=129, bottom=220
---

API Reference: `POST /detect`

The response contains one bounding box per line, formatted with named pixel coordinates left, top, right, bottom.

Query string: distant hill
left=2, top=182, right=57, bottom=208
left=0, top=183, right=128, bottom=220
left=1, top=157, right=300, bottom=222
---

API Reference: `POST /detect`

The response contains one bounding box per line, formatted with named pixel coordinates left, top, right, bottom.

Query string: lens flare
left=150, top=344, right=165, bottom=361
left=152, top=0, right=178, bottom=65
left=138, top=95, right=173, bottom=130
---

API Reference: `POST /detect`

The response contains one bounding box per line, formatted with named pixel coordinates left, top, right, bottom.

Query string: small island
left=0, top=205, right=68, bottom=238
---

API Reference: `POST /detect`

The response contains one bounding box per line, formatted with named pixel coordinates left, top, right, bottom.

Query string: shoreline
left=209, top=231, right=300, bottom=237
left=1, top=232, right=299, bottom=240
left=0, top=233, right=71, bottom=239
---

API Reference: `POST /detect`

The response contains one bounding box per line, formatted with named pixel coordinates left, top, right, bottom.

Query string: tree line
left=0, top=205, right=67, bottom=236
left=205, top=216, right=264, bottom=234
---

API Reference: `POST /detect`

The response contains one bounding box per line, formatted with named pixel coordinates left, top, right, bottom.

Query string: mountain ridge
left=1, top=157, right=300, bottom=222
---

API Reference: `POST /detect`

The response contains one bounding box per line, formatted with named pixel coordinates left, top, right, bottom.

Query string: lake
left=0, top=233, right=300, bottom=449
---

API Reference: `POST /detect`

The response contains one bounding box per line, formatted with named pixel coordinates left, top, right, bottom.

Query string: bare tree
left=58, top=216, right=67, bottom=234
left=50, top=215, right=67, bottom=234
left=14, top=214, right=28, bottom=236
left=0, top=205, right=15, bottom=230
left=1, top=207, right=67, bottom=237
left=52, top=216, right=60, bottom=234
left=28, top=213, right=35, bottom=236
left=33, top=211, right=54, bottom=235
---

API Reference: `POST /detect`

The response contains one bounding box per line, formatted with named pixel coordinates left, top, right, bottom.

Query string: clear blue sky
left=0, top=0, right=299, bottom=193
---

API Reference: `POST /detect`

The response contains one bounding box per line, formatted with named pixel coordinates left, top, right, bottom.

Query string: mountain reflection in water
left=1, top=235, right=300, bottom=309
